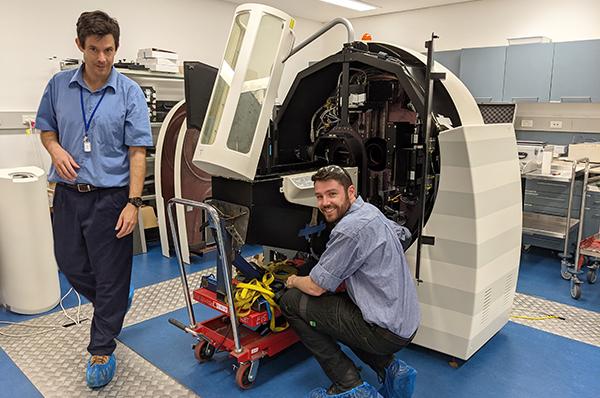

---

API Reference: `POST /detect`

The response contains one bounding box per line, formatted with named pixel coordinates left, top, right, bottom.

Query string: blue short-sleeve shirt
left=309, top=196, right=420, bottom=338
left=36, top=65, right=152, bottom=188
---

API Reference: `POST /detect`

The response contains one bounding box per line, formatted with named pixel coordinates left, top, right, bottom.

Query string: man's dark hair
left=311, top=165, right=353, bottom=190
left=76, top=10, right=120, bottom=49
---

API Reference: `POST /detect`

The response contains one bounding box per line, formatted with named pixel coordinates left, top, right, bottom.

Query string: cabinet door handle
left=537, top=182, right=561, bottom=187
left=512, top=97, right=539, bottom=103
left=560, top=96, right=591, bottom=103
left=538, top=196, right=563, bottom=201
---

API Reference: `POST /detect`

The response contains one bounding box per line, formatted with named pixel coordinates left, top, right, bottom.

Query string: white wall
left=0, top=0, right=325, bottom=111
left=322, top=0, right=600, bottom=54
left=0, top=0, right=326, bottom=169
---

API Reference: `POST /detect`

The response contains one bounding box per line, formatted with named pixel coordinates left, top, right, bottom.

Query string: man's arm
left=115, top=146, right=146, bottom=238
left=128, top=146, right=146, bottom=198
left=392, top=223, right=412, bottom=251
left=286, top=274, right=326, bottom=296
left=40, top=131, right=79, bottom=181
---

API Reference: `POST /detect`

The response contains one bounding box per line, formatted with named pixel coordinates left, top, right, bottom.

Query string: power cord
left=510, top=306, right=566, bottom=321
left=0, top=288, right=87, bottom=338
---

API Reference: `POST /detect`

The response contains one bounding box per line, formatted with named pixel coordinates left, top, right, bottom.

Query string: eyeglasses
left=314, top=164, right=352, bottom=180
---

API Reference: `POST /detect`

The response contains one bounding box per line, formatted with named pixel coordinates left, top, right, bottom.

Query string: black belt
left=57, top=182, right=111, bottom=193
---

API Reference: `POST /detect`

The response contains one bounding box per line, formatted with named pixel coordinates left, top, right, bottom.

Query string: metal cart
left=568, top=167, right=600, bottom=299
left=165, top=197, right=299, bottom=389
left=521, top=158, right=588, bottom=277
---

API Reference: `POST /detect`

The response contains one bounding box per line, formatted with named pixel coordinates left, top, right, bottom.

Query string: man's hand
left=115, top=203, right=139, bottom=238
left=286, top=274, right=298, bottom=289
left=50, top=145, right=79, bottom=181
left=285, top=274, right=326, bottom=296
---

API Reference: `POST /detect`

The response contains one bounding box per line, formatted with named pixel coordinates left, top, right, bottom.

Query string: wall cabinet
left=550, top=39, right=600, bottom=103
left=502, top=43, right=553, bottom=103
left=433, top=50, right=461, bottom=78
left=459, top=46, right=506, bottom=103
left=446, top=39, right=600, bottom=104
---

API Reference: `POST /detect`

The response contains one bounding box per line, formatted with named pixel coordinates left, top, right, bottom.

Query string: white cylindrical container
left=0, top=166, right=60, bottom=314
left=542, top=148, right=553, bottom=175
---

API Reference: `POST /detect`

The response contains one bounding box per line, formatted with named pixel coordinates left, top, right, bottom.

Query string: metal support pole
left=414, top=33, right=441, bottom=284
left=282, top=18, right=354, bottom=63
left=561, top=160, right=579, bottom=258
left=561, top=158, right=589, bottom=258
left=167, top=198, right=243, bottom=353
left=573, top=159, right=591, bottom=273
left=340, top=62, right=350, bottom=126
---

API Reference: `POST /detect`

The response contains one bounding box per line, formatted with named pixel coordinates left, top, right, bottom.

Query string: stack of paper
left=137, top=48, right=179, bottom=73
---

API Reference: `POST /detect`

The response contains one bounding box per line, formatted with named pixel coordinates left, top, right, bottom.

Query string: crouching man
left=280, top=165, right=419, bottom=398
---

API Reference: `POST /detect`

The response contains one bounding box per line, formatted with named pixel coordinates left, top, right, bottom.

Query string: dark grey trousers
left=279, top=288, right=414, bottom=387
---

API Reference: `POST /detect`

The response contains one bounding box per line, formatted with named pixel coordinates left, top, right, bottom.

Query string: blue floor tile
left=518, top=247, right=600, bottom=312
left=0, top=348, right=42, bottom=397
left=119, top=306, right=600, bottom=398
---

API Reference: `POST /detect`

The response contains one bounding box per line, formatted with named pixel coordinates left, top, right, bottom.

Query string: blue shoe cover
left=307, top=382, right=383, bottom=398
left=378, top=359, right=416, bottom=398
left=127, top=283, right=135, bottom=313
left=86, top=354, right=116, bottom=388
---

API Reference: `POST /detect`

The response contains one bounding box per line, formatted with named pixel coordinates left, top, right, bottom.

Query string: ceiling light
left=320, top=0, right=377, bottom=12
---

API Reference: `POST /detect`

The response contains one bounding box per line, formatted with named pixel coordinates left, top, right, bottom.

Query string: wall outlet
left=22, top=114, right=36, bottom=125
left=521, top=119, right=534, bottom=128
left=550, top=120, right=563, bottom=129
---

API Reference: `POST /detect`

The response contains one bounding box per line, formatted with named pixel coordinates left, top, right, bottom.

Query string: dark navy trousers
left=52, top=184, right=132, bottom=356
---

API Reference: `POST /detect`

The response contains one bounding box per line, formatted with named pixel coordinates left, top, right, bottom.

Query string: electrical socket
left=22, top=114, right=36, bottom=125
left=549, top=120, right=563, bottom=129
left=521, top=119, right=534, bottom=128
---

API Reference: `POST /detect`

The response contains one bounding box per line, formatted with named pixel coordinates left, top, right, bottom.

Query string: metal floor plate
left=511, top=292, right=600, bottom=348
left=2, top=266, right=600, bottom=397
left=0, top=266, right=217, bottom=397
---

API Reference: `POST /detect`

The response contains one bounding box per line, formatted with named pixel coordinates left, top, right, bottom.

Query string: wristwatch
left=128, top=197, right=144, bottom=208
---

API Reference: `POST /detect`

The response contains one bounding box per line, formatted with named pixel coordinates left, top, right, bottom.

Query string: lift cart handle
left=166, top=198, right=243, bottom=353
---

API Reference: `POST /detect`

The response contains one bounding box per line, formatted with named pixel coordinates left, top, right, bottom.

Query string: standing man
left=36, top=10, right=152, bottom=389
left=280, top=165, right=420, bottom=398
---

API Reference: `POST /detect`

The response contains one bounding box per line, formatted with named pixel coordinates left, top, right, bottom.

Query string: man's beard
left=321, top=194, right=351, bottom=224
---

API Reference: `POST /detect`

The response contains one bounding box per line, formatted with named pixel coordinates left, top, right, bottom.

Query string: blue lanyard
left=79, top=86, right=107, bottom=134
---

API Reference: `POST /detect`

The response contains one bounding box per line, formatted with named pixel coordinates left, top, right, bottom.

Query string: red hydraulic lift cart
left=166, top=197, right=299, bottom=389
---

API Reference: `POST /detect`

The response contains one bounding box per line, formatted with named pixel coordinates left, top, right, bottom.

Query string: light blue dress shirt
left=36, top=65, right=152, bottom=188
left=310, top=196, right=420, bottom=338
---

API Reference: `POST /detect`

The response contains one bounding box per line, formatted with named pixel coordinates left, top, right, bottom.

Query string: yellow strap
left=233, top=271, right=290, bottom=332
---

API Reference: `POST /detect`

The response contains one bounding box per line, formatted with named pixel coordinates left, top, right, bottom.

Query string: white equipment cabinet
left=0, top=166, right=60, bottom=314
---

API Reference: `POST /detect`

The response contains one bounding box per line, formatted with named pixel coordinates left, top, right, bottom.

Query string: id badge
left=83, top=135, right=92, bottom=152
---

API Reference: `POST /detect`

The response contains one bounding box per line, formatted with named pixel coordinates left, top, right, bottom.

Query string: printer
left=517, top=141, right=553, bottom=174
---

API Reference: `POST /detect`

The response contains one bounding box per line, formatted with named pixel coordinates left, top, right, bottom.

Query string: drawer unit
left=582, top=190, right=600, bottom=240
left=525, top=179, right=583, bottom=195
left=522, top=233, right=577, bottom=252
left=522, top=176, right=585, bottom=251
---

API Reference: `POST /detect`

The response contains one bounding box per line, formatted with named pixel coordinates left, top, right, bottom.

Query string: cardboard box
left=141, top=206, right=158, bottom=229
left=568, top=143, right=600, bottom=163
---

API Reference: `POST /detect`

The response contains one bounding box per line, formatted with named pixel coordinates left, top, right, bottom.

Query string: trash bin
left=0, top=166, right=60, bottom=314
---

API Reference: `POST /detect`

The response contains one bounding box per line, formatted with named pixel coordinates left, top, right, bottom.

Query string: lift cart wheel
left=235, top=362, right=255, bottom=389
left=587, top=268, right=598, bottom=284
left=560, top=262, right=571, bottom=281
left=194, top=340, right=215, bottom=362
left=570, top=280, right=582, bottom=300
